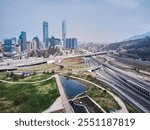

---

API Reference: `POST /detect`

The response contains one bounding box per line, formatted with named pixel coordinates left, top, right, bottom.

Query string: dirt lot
left=61, top=57, right=84, bottom=64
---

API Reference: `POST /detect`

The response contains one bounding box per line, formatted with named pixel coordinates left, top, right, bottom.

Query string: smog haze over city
left=0, top=0, right=150, bottom=114
left=1, top=0, right=150, bottom=42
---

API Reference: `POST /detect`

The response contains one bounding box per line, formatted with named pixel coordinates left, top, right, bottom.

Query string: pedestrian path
left=55, top=74, right=72, bottom=113
left=42, top=96, right=64, bottom=113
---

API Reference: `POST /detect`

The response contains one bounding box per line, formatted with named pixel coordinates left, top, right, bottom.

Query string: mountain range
left=103, top=32, right=150, bottom=61
left=124, top=31, right=150, bottom=41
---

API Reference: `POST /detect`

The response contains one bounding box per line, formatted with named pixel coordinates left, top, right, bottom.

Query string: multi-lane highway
left=85, top=56, right=150, bottom=112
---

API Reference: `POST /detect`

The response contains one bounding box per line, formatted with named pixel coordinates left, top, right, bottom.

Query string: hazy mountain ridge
left=124, top=32, right=150, bottom=41
left=104, top=36, right=150, bottom=61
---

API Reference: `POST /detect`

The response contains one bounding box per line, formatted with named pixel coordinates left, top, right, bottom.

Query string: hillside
left=103, top=37, right=150, bottom=61
left=124, top=32, right=150, bottom=41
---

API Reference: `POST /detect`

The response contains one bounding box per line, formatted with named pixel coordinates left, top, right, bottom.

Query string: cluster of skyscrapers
left=43, top=20, right=78, bottom=49
left=2, top=32, right=41, bottom=54
left=0, top=20, right=78, bottom=54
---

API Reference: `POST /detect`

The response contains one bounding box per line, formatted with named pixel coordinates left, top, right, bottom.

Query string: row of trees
left=27, top=45, right=62, bottom=58
left=6, top=71, right=37, bottom=81
left=6, top=69, right=56, bottom=81
left=43, top=70, right=55, bottom=75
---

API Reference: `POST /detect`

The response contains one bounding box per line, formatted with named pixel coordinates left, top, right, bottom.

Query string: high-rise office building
left=62, top=20, right=66, bottom=47
left=68, top=38, right=72, bottom=48
left=19, top=31, right=27, bottom=51
left=3, top=37, right=16, bottom=53
left=66, top=39, right=69, bottom=48
left=66, top=38, right=78, bottom=49
left=72, top=38, right=77, bottom=49
left=43, top=21, right=49, bottom=48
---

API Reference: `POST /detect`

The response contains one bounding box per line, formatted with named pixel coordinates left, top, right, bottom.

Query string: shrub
left=33, top=71, right=36, bottom=75
left=51, top=70, right=55, bottom=74
left=60, top=65, right=64, bottom=69
left=12, top=74, right=19, bottom=81
left=46, top=71, right=50, bottom=74
left=14, top=92, right=29, bottom=105
left=9, top=71, right=14, bottom=77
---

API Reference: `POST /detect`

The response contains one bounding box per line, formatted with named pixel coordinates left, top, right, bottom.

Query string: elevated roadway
left=85, top=56, right=150, bottom=112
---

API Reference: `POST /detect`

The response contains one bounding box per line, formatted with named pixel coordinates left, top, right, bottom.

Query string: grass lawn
left=0, top=77, right=60, bottom=113
left=0, top=73, right=52, bottom=82
left=87, top=87, right=120, bottom=112
left=19, top=74, right=52, bottom=82
left=0, top=73, right=13, bottom=81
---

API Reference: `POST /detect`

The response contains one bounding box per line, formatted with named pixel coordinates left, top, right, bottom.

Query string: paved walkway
left=55, top=74, right=72, bottom=113
left=42, top=96, right=64, bottom=113
left=69, top=75, right=128, bottom=113
left=0, top=75, right=54, bottom=84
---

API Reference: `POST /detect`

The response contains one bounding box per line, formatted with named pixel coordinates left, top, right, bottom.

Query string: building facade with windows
left=43, top=21, right=49, bottom=48
left=19, top=31, right=27, bottom=51
left=62, top=20, right=66, bottom=48
left=3, top=37, right=16, bottom=53
left=66, top=38, right=77, bottom=49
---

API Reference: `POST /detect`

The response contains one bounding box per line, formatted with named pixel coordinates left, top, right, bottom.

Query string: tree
left=33, top=71, right=36, bottom=75
left=6, top=72, right=9, bottom=77
left=43, top=71, right=46, bottom=74
left=60, top=65, right=64, bottom=69
left=51, top=70, right=55, bottom=74
left=46, top=70, right=50, bottom=74
left=9, top=71, right=14, bottom=77
left=12, top=74, right=18, bottom=81
left=87, top=75, right=92, bottom=79
left=21, top=72, right=25, bottom=79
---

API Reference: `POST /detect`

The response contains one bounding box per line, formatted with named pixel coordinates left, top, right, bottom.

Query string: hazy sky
left=0, top=0, right=150, bottom=42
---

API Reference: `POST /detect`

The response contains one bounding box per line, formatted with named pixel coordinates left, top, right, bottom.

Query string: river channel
left=59, top=76, right=88, bottom=113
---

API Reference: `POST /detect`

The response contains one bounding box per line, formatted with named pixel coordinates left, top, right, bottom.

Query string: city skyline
left=0, top=0, right=150, bottom=42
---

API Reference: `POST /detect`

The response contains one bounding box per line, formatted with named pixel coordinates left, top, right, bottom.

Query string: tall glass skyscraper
left=19, top=31, right=27, bottom=51
left=43, top=21, right=49, bottom=48
left=62, top=20, right=66, bottom=48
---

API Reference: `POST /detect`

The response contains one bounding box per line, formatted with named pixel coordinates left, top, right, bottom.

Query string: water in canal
left=70, top=101, right=88, bottom=113
left=60, top=76, right=87, bottom=99
left=59, top=76, right=88, bottom=113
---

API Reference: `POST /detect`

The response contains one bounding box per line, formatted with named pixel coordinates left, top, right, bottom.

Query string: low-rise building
left=49, top=36, right=61, bottom=46
left=0, top=42, right=3, bottom=53
left=15, top=44, right=21, bottom=53
left=32, top=36, right=40, bottom=50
